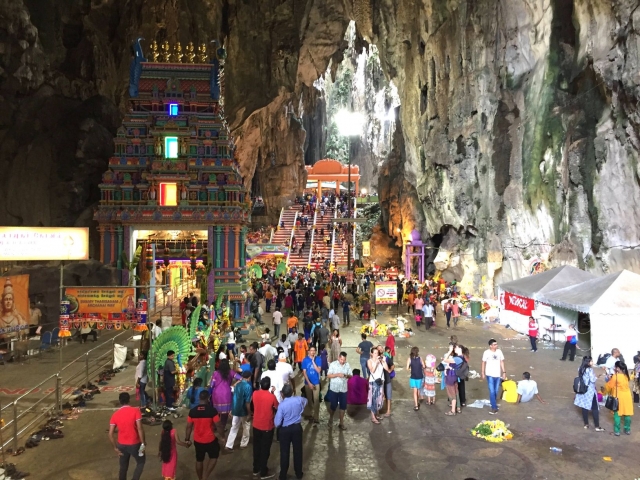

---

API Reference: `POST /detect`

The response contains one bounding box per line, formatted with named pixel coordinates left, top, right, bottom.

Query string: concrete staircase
left=272, top=207, right=297, bottom=248
left=309, top=206, right=334, bottom=268
left=288, top=209, right=313, bottom=269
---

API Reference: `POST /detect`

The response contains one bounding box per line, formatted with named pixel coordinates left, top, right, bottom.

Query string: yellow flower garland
left=470, top=419, right=514, bottom=443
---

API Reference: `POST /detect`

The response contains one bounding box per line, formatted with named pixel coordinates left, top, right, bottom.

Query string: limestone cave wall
left=3, top=0, right=640, bottom=294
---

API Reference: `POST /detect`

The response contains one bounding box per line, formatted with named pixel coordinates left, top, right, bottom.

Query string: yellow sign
left=355, top=267, right=366, bottom=275
left=64, top=287, right=135, bottom=314
left=375, top=281, right=397, bottom=305
left=0, top=275, right=29, bottom=335
left=362, top=241, right=370, bottom=257
left=0, top=227, right=89, bottom=261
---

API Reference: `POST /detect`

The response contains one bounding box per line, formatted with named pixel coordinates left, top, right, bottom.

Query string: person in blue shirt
left=301, top=346, right=322, bottom=425
left=342, top=299, right=351, bottom=326
left=224, top=370, right=253, bottom=451
left=275, top=384, right=307, bottom=480
left=184, top=377, right=206, bottom=409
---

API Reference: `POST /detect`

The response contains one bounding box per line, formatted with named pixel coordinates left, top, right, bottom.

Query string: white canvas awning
left=537, top=269, right=640, bottom=315
left=498, top=265, right=595, bottom=299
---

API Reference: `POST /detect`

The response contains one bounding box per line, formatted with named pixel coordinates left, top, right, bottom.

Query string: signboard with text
left=64, top=287, right=136, bottom=315
left=0, top=227, right=89, bottom=261
left=501, top=291, right=534, bottom=316
left=362, top=241, right=370, bottom=257
left=375, top=281, right=397, bottom=305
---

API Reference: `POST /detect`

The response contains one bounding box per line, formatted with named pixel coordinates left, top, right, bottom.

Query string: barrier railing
left=0, top=330, right=131, bottom=450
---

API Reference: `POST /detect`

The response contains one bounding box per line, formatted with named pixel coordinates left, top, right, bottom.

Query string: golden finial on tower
left=174, top=42, right=184, bottom=63
left=161, top=40, right=172, bottom=62
left=198, top=42, right=208, bottom=63
left=150, top=40, right=160, bottom=62
left=186, top=41, right=196, bottom=63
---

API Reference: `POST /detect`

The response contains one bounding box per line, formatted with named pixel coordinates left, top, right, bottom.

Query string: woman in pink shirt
left=451, top=300, right=460, bottom=326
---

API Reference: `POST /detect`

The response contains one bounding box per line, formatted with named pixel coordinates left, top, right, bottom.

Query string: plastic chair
left=40, top=331, right=52, bottom=353
left=51, top=327, right=60, bottom=347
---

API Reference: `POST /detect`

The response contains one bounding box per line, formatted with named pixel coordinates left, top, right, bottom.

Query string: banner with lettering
left=502, top=291, right=534, bottom=316
left=64, top=287, right=136, bottom=315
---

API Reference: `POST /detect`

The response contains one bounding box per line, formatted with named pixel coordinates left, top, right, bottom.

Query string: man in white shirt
left=516, top=372, right=545, bottom=404
left=481, top=339, right=506, bottom=414
left=287, top=329, right=298, bottom=364
left=259, top=342, right=278, bottom=364
left=28, top=302, right=42, bottom=337
left=422, top=302, right=434, bottom=330
left=327, top=352, right=353, bottom=430
left=261, top=359, right=285, bottom=402
left=276, top=334, right=291, bottom=358
left=272, top=308, right=283, bottom=338
left=331, top=311, right=341, bottom=331
left=603, top=348, right=621, bottom=379
left=151, top=320, right=163, bottom=340
left=275, top=353, right=295, bottom=400
left=134, top=353, right=148, bottom=409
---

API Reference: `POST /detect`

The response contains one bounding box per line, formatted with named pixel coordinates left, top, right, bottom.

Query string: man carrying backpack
left=560, top=324, right=578, bottom=361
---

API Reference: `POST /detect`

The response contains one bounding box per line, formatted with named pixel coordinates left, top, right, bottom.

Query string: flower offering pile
left=471, top=420, right=514, bottom=443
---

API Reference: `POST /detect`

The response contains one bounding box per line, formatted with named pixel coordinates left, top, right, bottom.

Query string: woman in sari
left=209, top=359, right=240, bottom=440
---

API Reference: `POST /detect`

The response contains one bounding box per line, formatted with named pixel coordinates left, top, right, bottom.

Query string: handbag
left=605, top=375, right=619, bottom=411
left=436, top=363, right=445, bottom=372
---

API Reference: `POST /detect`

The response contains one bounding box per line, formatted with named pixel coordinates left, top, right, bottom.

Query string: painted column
left=98, top=227, right=105, bottom=263
left=240, top=226, right=247, bottom=268
left=215, top=226, right=222, bottom=290
left=233, top=226, right=240, bottom=269
left=110, top=226, right=116, bottom=265
left=208, top=226, right=215, bottom=303
left=223, top=226, right=229, bottom=271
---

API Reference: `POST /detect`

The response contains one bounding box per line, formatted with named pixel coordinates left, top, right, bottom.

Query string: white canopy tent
left=305, top=180, right=347, bottom=190
left=538, top=269, right=640, bottom=362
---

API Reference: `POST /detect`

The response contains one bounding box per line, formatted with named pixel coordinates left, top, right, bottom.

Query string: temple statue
left=186, top=42, right=196, bottom=63
left=161, top=41, right=172, bottom=62
left=174, top=42, right=184, bottom=63
left=198, top=43, right=208, bottom=63
left=150, top=40, right=160, bottom=62
left=155, top=137, right=163, bottom=156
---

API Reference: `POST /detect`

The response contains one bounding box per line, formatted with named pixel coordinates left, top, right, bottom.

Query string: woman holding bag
left=605, top=361, right=633, bottom=436
left=574, top=356, right=605, bottom=431
left=367, top=347, right=389, bottom=424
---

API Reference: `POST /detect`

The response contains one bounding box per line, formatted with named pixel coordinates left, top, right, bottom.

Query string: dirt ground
left=1, top=304, right=639, bottom=480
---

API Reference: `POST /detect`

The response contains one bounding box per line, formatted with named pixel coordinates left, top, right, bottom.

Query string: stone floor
left=2, top=305, right=640, bottom=480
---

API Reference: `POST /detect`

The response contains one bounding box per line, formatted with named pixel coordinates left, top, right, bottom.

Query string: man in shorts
left=185, top=390, right=221, bottom=480
left=326, top=351, right=353, bottom=430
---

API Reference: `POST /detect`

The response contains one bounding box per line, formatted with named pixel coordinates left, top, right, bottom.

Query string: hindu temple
left=93, top=39, right=251, bottom=317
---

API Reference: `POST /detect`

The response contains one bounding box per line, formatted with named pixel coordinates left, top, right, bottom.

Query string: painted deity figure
left=149, top=183, right=157, bottom=200
left=154, top=137, right=162, bottom=156
left=180, top=183, right=188, bottom=200
left=186, top=42, right=196, bottom=63
left=181, top=137, right=188, bottom=155
left=150, top=40, right=160, bottom=62
left=1, top=279, right=26, bottom=329
left=161, top=41, right=172, bottom=62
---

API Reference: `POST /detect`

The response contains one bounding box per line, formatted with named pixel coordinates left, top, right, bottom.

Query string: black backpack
left=457, top=360, right=470, bottom=380
left=573, top=373, right=588, bottom=394
left=596, top=353, right=610, bottom=366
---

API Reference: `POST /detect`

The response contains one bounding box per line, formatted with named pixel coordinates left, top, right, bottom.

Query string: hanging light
left=189, top=234, right=197, bottom=270
left=145, top=241, right=153, bottom=270
left=163, top=241, right=170, bottom=266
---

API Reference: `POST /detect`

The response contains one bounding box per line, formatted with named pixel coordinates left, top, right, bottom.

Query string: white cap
left=278, top=353, right=287, bottom=361
left=219, top=352, right=227, bottom=360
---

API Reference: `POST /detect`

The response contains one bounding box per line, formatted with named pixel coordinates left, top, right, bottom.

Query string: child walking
left=423, top=354, right=437, bottom=405
left=159, top=420, right=190, bottom=480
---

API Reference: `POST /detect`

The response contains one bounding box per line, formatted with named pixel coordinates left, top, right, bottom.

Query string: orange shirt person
left=294, top=334, right=308, bottom=369
left=287, top=314, right=298, bottom=332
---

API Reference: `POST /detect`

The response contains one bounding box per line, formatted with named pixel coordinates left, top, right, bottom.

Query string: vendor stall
left=537, top=269, right=640, bottom=362
left=497, top=266, right=595, bottom=342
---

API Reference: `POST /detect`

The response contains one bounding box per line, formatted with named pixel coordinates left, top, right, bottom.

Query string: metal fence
left=0, top=330, right=131, bottom=451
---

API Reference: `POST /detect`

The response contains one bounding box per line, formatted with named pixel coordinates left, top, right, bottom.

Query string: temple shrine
left=94, top=38, right=250, bottom=317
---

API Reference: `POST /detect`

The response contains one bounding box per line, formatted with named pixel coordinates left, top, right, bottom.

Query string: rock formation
left=2, top=0, right=640, bottom=295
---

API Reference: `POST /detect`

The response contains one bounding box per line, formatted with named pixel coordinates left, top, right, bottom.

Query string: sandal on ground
left=371, top=419, right=380, bottom=424
left=584, top=425, right=589, bottom=429
left=444, top=412, right=456, bottom=416
left=456, top=408, right=462, bottom=413
left=595, top=427, right=605, bottom=432
left=414, top=405, right=419, bottom=411
left=384, top=413, right=392, bottom=417
left=338, top=424, right=347, bottom=430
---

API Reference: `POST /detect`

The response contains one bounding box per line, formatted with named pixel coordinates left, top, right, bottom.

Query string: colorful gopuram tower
left=94, top=38, right=250, bottom=318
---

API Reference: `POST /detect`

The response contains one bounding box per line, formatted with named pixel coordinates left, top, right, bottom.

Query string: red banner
left=503, top=291, right=534, bottom=316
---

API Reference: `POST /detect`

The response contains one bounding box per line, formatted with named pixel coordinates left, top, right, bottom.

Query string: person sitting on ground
left=347, top=369, right=369, bottom=406
left=516, top=372, right=546, bottom=404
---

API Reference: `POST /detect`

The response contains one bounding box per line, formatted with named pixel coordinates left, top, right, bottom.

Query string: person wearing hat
left=224, top=370, right=253, bottom=451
